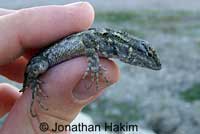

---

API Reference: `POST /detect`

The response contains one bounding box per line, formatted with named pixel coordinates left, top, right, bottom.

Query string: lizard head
left=112, top=31, right=161, bottom=70
left=90, top=28, right=161, bottom=70
left=125, top=39, right=161, bottom=70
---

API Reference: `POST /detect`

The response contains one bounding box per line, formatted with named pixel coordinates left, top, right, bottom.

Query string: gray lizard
left=20, top=28, right=161, bottom=117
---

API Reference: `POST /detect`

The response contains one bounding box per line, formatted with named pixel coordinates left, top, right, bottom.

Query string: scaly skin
left=20, top=28, right=161, bottom=117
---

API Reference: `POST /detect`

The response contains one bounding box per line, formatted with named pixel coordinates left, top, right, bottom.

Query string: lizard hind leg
left=27, top=79, right=48, bottom=117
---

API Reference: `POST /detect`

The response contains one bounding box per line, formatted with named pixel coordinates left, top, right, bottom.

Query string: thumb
left=1, top=57, right=119, bottom=133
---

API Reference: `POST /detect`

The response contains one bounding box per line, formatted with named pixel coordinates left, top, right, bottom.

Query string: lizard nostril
left=138, top=42, right=147, bottom=53
left=148, top=51, right=153, bottom=57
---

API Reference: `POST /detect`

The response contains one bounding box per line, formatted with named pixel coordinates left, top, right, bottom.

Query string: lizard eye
left=138, top=42, right=147, bottom=53
left=102, top=32, right=109, bottom=36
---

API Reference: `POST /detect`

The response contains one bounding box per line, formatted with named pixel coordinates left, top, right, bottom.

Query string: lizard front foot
left=82, top=48, right=111, bottom=90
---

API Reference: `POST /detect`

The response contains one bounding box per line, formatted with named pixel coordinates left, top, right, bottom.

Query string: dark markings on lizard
left=20, top=28, right=162, bottom=117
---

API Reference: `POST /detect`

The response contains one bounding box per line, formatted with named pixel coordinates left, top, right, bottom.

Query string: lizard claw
left=82, top=64, right=110, bottom=91
left=82, top=67, right=94, bottom=90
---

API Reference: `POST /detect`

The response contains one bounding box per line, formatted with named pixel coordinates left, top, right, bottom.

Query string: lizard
left=20, top=28, right=162, bottom=117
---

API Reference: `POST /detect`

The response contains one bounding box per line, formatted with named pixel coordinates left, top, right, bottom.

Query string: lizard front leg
left=82, top=48, right=110, bottom=90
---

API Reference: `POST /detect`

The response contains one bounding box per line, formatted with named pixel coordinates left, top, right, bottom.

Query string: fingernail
left=72, top=78, right=113, bottom=101
left=65, top=2, right=87, bottom=7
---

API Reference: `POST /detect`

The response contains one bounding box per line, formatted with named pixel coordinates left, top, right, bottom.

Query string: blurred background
left=0, top=0, right=200, bottom=134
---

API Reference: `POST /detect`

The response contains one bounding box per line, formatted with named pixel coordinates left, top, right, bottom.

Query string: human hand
left=0, top=2, right=119, bottom=133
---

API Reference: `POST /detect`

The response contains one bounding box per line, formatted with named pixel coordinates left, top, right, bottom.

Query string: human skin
left=0, top=2, right=119, bottom=133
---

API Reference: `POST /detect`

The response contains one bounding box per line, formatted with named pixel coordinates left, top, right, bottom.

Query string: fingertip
left=0, top=83, right=20, bottom=117
left=0, top=8, right=15, bottom=16
left=103, top=59, right=120, bottom=84
left=0, top=83, right=20, bottom=100
left=64, top=2, right=95, bottom=30
left=0, top=2, right=95, bottom=65
left=72, top=58, right=120, bottom=101
left=80, top=2, right=95, bottom=29
left=16, top=2, right=95, bottom=47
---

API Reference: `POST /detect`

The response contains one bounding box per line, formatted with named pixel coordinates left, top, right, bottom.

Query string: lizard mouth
left=129, top=51, right=162, bottom=70
left=152, top=61, right=162, bottom=70
left=147, top=56, right=162, bottom=70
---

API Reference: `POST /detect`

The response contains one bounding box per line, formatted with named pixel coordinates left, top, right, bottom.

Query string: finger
left=0, top=1, right=92, bottom=82
left=1, top=58, right=119, bottom=133
left=0, top=57, right=27, bottom=83
left=0, top=83, right=20, bottom=117
left=0, top=2, right=94, bottom=65
left=0, top=8, right=15, bottom=16
left=0, top=48, right=39, bottom=82
left=34, top=58, right=119, bottom=130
